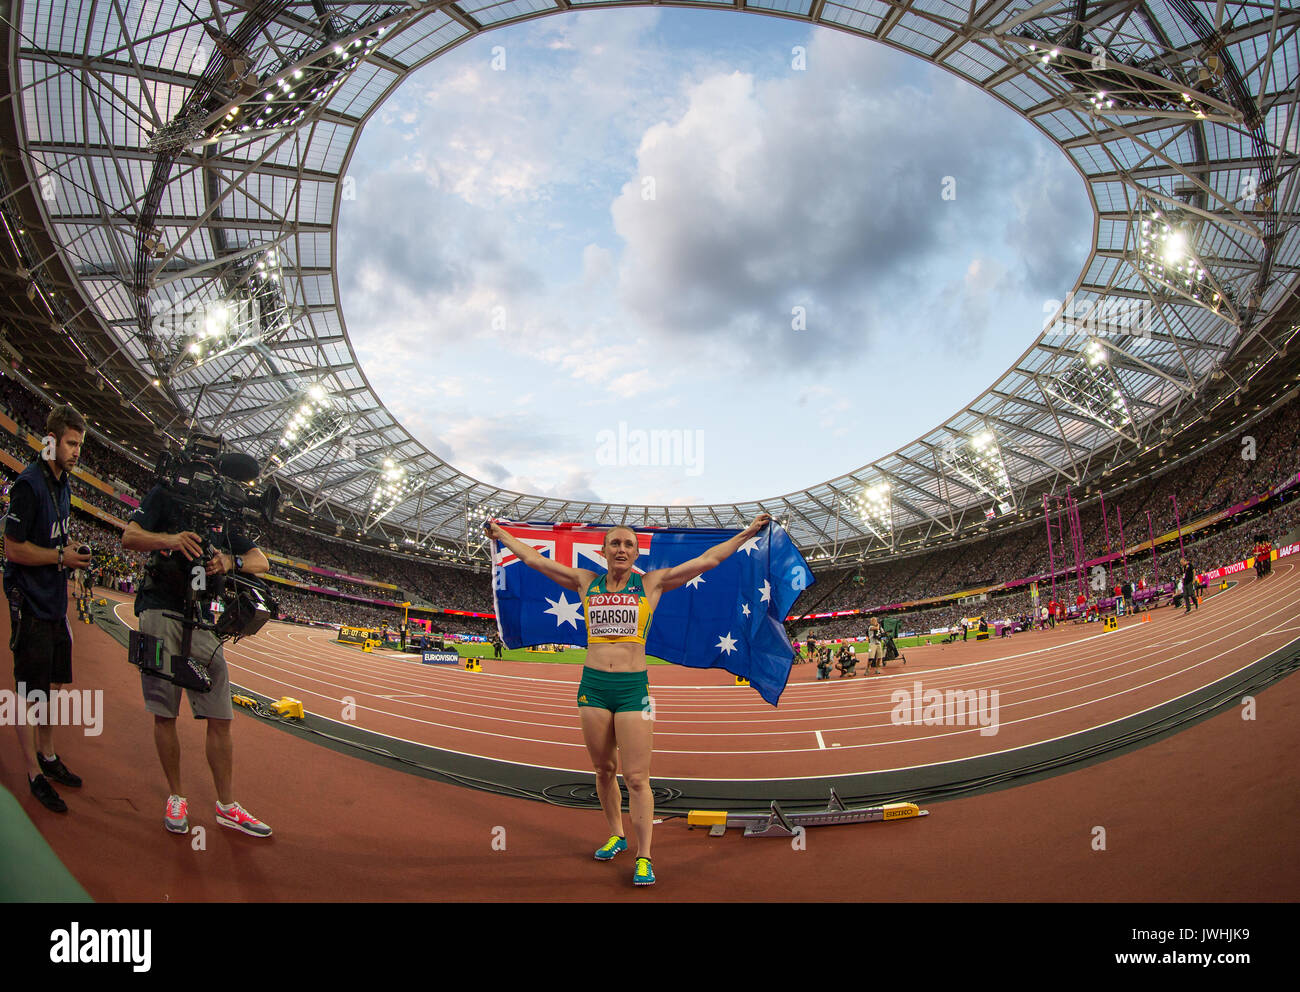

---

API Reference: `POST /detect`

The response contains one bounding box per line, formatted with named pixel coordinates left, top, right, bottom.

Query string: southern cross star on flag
left=489, top=521, right=814, bottom=706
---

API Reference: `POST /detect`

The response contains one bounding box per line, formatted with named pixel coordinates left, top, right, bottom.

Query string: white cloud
left=607, top=27, right=1081, bottom=377
left=581, top=243, right=614, bottom=288
left=338, top=12, right=1091, bottom=503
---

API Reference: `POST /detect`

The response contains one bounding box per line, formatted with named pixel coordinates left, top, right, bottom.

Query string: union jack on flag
left=489, top=520, right=814, bottom=706
left=491, top=521, right=652, bottom=572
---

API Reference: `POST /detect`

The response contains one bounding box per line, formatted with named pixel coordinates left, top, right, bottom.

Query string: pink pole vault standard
left=1147, top=510, right=1160, bottom=585
left=1116, top=506, right=1131, bottom=582
left=1099, top=491, right=1114, bottom=588
left=1065, top=487, right=1087, bottom=599
left=1043, top=492, right=1078, bottom=606
left=1043, top=492, right=1059, bottom=606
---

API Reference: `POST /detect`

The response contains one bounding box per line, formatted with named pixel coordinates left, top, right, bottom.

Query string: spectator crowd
left=3, top=368, right=1298, bottom=639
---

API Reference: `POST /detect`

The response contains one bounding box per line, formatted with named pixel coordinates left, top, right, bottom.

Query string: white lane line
left=107, top=565, right=1300, bottom=765
left=815, top=730, right=826, bottom=750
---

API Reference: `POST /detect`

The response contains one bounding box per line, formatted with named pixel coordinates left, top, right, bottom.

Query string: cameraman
left=122, top=484, right=272, bottom=838
left=4, top=405, right=92, bottom=813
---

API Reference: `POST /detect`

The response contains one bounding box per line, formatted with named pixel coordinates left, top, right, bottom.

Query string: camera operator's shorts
left=138, top=610, right=232, bottom=720
left=867, top=641, right=884, bottom=660
left=577, top=667, right=650, bottom=714
left=11, top=613, right=73, bottom=700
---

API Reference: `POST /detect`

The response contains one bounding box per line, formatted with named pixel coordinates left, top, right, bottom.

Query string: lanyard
left=36, top=458, right=69, bottom=546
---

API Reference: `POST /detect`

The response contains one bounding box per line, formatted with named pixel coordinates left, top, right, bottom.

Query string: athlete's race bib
left=587, top=592, right=641, bottom=639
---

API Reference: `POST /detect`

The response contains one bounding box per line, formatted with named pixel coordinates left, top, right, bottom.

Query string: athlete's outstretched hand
left=484, top=520, right=505, bottom=542
left=742, top=512, right=772, bottom=537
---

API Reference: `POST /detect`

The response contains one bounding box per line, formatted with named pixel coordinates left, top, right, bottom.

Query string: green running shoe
left=633, top=857, right=656, bottom=886
left=594, top=835, right=627, bottom=861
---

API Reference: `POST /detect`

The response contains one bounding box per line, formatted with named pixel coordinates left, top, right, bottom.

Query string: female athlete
left=486, top=513, right=771, bottom=886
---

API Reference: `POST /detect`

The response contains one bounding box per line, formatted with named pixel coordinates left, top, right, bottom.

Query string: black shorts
left=12, top=612, right=73, bottom=700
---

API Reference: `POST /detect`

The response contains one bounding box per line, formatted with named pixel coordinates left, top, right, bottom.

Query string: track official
left=3, top=405, right=92, bottom=813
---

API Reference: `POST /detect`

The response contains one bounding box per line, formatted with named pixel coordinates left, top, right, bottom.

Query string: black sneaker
left=38, top=754, right=82, bottom=788
left=29, top=774, right=68, bottom=813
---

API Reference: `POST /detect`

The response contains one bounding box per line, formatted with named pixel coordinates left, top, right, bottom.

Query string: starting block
left=735, top=676, right=750, bottom=686
left=271, top=697, right=305, bottom=719
left=688, top=789, right=928, bottom=838
left=1220, top=580, right=1228, bottom=591
left=1103, top=616, right=1118, bottom=631
left=465, top=658, right=482, bottom=672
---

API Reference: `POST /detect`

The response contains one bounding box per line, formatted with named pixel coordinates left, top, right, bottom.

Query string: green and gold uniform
left=577, top=572, right=655, bottom=713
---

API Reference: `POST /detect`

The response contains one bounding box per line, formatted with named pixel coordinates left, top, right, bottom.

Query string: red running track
left=113, top=559, right=1300, bottom=780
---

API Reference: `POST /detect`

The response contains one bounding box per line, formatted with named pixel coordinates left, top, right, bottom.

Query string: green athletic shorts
left=577, top=667, right=650, bottom=714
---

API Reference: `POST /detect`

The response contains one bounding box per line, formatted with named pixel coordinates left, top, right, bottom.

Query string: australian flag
left=490, top=521, right=814, bottom=706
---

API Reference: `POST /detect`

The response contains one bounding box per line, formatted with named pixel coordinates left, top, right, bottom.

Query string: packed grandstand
left=4, top=369, right=1297, bottom=644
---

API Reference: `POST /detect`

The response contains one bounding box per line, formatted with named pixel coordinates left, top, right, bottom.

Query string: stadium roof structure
left=4, top=0, right=1300, bottom=566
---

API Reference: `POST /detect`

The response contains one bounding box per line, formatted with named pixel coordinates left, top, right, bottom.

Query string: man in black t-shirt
left=122, top=484, right=273, bottom=838
left=3, top=405, right=92, bottom=813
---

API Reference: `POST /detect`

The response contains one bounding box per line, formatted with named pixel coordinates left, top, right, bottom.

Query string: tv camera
left=127, top=433, right=282, bottom=692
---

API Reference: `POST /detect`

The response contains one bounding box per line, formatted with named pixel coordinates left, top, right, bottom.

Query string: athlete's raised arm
left=486, top=520, right=591, bottom=594
left=647, top=513, right=771, bottom=595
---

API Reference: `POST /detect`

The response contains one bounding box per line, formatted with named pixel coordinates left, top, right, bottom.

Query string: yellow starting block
left=735, top=676, right=750, bottom=686
left=465, top=658, right=482, bottom=672
left=689, top=790, right=928, bottom=837
left=271, top=697, right=305, bottom=719
left=1103, top=615, right=1118, bottom=631
left=1220, top=580, right=1228, bottom=590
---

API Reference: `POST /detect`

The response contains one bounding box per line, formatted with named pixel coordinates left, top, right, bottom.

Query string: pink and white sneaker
left=214, top=801, right=272, bottom=837
left=165, top=795, right=189, bottom=834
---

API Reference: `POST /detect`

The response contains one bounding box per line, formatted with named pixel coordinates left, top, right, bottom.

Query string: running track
left=112, top=560, right=1300, bottom=781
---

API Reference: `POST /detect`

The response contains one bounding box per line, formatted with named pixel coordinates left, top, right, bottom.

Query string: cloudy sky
left=337, top=9, right=1093, bottom=507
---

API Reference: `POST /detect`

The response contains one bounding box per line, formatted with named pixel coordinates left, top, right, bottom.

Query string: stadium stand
left=2, top=369, right=1297, bottom=636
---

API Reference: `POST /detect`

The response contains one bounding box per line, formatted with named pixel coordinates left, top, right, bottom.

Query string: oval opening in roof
left=338, top=9, right=1093, bottom=506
